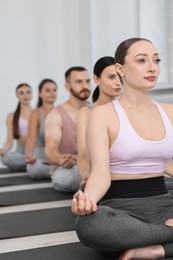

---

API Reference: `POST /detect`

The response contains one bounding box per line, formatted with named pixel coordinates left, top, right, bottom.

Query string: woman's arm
left=77, top=107, right=91, bottom=183
left=0, top=113, right=14, bottom=155
left=72, top=105, right=113, bottom=215
left=25, top=109, right=39, bottom=163
left=84, top=106, right=111, bottom=202
left=161, top=103, right=173, bottom=177
left=165, top=160, right=173, bottom=177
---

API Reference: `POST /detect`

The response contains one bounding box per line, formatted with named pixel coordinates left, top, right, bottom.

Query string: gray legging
left=51, top=165, right=81, bottom=192
left=27, top=146, right=51, bottom=179
left=1, top=143, right=26, bottom=170
left=75, top=193, right=173, bottom=257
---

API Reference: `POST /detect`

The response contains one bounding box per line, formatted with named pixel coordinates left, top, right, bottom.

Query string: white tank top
left=109, top=99, right=173, bottom=174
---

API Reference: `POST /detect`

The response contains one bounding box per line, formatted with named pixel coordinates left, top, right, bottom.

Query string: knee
left=66, top=167, right=81, bottom=191
left=27, top=159, right=50, bottom=179
left=51, top=167, right=80, bottom=192
left=75, top=214, right=96, bottom=247
left=75, top=206, right=133, bottom=252
left=27, top=163, right=41, bottom=179
left=27, top=164, right=36, bottom=179
left=52, top=177, right=69, bottom=192
left=1, top=154, right=8, bottom=165
left=1, top=153, right=14, bottom=169
left=75, top=206, right=114, bottom=246
left=1, top=152, right=12, bottom=164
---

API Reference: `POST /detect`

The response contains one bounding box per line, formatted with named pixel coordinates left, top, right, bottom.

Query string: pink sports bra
left=18, top=117, right=28, bottom=136
left=109, top=100, right=173, bottom=174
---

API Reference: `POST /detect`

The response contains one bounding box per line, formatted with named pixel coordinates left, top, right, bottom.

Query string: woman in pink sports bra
left=72, top=38, right=173, bottom=259
left=0, top=83, right=32, bottom=171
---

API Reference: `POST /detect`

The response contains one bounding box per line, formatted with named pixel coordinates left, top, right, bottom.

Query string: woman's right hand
left=71, top=190, right=97, bottom=215
left=25, top=156, right=36, bottom=164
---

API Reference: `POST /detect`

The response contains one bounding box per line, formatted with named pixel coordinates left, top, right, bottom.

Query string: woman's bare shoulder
left=90, top=101, right=114, bottom=115
left=78, top=106, right=90, bottom=118
left=29, top=108, right=40, bottom=119
left=6, top=112, right=15, bottom=123
left=159, top=101, right=173, bottom=112
left=159, top=102, right=173, bottom=123
left=88, top=102, right=117, bottom=127
left=7, top=112, right=14, bottom=118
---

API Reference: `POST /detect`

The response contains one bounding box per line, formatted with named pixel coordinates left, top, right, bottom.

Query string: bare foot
left=165, top=218, right=173, bottom=227
left=119, top=245, right=164, bottom=260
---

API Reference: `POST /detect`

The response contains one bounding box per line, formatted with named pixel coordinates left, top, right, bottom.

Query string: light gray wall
left=0, top=0, right=173, bottom=146
left=0, top=0, right=92, bottom=145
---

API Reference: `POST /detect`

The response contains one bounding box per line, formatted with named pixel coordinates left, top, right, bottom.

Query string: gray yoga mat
left=0, top=175, right=50, bottom=186
left=0, top=167, right=19, bottom=174
left=0, top=207, right=75, bottom=239
left=0, top=188, right=73, bottom=206
left=1, top=242, right=172, bottom=260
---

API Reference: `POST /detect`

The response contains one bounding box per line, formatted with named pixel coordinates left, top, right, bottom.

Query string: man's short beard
left=70, top=88, right=90, bottom=101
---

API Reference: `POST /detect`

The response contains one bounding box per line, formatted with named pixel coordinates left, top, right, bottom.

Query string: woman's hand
left=71, top=190, right=97, bottom=215
left=25, top=156, right=36, bottom=164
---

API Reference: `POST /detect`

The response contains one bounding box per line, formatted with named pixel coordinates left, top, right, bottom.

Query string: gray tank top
left=37, top=108, right=45, bottom=146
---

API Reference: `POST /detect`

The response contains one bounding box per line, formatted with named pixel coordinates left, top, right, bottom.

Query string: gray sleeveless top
left=37, top=108, right=45, bottom=146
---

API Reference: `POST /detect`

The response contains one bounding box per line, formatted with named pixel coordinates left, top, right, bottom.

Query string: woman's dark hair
left=37, top=79, right=57, bottom=108
left=92, top=56, right=115, bottom=103
left=13, top=83, right=31, bottom=139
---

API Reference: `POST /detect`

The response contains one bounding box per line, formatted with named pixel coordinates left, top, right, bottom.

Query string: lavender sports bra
left=18, top=117, right=28, bottom=136
left=109, top=100, right=173, bottom=174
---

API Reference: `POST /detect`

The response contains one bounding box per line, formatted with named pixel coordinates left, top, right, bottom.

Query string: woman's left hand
left=71, top=190, right=97, bottom=215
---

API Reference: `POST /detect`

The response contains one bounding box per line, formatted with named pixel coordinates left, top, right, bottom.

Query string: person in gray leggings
left=71, top=38, right=173, bottom=259
left=75, top=182, right=173, bottom=258
left=45, top=67, right=91, bottom=192
left=25, top=79, right=57, bottom=179
left=0, top=83, right=32, bottom=171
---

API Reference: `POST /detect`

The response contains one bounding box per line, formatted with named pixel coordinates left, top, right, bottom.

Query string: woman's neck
left=94, top=95, right=116, bottom=107
left=119, top=88, right=152, bottom=108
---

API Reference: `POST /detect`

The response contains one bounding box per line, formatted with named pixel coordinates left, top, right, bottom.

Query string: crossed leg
left=119, top=219, right=173, bottom=260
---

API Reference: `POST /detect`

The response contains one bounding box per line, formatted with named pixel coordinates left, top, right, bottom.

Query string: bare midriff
left=111, top=172, right=164, bottom=181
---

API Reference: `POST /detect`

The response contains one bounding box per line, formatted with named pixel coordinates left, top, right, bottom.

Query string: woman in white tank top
left=72, top=38, right=173, bottom=259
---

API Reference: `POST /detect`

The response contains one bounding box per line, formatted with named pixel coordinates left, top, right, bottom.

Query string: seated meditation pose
left=0, top=83, right=32, bottom=171
left=77, top=56, right=122, bottom=190
left=25, top=79, right=57, bottom=179
left=72, top=38, right=173, bottom=259
left=45, top=66, right=91, bottom=192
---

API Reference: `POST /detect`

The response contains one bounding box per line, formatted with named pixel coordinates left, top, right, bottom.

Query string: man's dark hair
left=65, top=66, right=87, bottom=82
